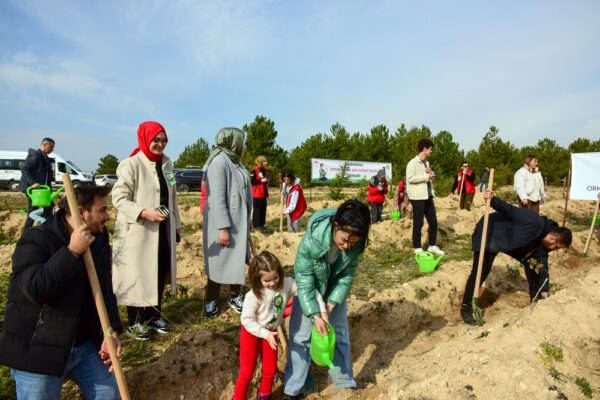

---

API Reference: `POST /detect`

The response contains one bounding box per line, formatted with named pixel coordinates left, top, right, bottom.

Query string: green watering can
left=415, top=251, right=443, bottom=273
left=310, top=326, right=336, bottom=367
left=390, top=210, right=401, bottom=220
left=26, top=185, right=64, bottom=207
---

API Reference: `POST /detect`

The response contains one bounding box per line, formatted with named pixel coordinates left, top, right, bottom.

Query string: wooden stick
left=280, top=182, right=284, bottom=232
left=458, top=170, right=465, bottom=209
left=474, top=169, right=495, bottom=301
left=583, top=199, right=599, bottom=255
left=62, top=174, right=131, bottom=400
left=247, top=234, right=288, bottom=354
left=3, top=199, right=12, bottom=213
left=562, top=158, right=572, bottom=227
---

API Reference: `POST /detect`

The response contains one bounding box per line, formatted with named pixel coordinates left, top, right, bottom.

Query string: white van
left=0, top=151, right=94, bottom=191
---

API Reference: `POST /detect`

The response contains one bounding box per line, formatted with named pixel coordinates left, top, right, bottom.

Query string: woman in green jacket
left=283, top=199, right=371, bottom=398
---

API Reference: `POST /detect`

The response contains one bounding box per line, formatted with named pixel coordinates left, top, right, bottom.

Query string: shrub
left=328, top=162, right=350, bottom=200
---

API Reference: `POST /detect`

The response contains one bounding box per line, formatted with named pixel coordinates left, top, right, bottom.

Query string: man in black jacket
left=0, top=186, right=123, bottom=399
left=18, top=137, right=55, bottom=229
left=461, top=190, right=572, bottom=325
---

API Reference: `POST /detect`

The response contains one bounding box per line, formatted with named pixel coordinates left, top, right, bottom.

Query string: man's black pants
left=410, top=197, right=438, bottom=248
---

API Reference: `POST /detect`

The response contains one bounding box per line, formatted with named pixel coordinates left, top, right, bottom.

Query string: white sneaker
left=414, top=248, right=425, bottom=254
left=427, top=245, right=445, bottom=256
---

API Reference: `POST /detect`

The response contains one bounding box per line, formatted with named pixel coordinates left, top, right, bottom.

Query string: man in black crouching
left=0, top=186, right=123, bottom=399
left=461, top=189, right=572, bottom=325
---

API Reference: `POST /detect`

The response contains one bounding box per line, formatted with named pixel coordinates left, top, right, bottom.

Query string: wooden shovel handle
left=458, top=171, right=466, bottom=197
left=62, top=174, right=131, bottom=400
left=562, top=159, right=571, bottom=227
left=280, top=183, right=285, bottom=232
left=583, top=198, right=600, bottom=255
left=474, top=169, right=495, bottom=298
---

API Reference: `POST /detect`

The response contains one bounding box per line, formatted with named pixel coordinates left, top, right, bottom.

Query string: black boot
left=460, top=304, right=477, bottom=325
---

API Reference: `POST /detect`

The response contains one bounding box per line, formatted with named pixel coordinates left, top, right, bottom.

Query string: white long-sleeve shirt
left=283, top=178, right=301, bottom=214
left=241, top=277, right=325, bottom=339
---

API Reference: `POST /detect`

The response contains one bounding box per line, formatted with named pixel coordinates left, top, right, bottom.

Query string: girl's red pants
left=233, top=325, right=278, bottom=399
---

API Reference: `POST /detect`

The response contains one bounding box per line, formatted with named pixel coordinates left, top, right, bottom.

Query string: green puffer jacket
left=294, top=208, right=365, bottom=318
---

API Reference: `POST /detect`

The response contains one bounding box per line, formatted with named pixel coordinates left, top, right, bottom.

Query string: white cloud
left=0, top=52, right=153, bottom=113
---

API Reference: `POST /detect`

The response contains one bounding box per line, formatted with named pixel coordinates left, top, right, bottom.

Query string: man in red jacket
left=451, top=162, right=476, bottom=211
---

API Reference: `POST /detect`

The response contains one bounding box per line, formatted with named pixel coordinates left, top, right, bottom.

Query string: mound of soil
left=1, top=187, right=599, bottom=400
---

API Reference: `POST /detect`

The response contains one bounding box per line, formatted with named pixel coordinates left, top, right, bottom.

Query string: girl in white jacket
left=514, top=155, right=545, bottom=214
left=233, top=251, right=325, bottom=400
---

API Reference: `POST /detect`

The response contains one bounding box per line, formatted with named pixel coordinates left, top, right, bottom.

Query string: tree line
left=96, top=115, right=600, bottom=189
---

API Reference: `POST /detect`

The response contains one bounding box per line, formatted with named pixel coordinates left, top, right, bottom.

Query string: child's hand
left=266, top=332, right=278, bottom=350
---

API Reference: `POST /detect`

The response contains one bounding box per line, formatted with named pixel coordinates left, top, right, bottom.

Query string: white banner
left=310, top=158, right=392, bottom=184
left=570, top=152, right=600, bottom=200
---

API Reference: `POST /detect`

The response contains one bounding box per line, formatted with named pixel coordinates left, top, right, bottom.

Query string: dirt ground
left=1, top=187, right=599, bottom=400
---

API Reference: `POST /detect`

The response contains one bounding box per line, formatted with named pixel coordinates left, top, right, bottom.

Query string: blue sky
left=1, top=0, right=599, bottom=172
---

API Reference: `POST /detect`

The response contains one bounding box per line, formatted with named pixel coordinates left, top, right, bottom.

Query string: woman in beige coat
left=112, top=121, right=181, bottom=340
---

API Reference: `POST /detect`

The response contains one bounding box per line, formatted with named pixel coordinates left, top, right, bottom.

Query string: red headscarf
left=129, top=121, right=167, bottom=162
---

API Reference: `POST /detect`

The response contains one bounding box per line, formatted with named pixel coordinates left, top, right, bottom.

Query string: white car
left=94, top=174, right=118, bottom=187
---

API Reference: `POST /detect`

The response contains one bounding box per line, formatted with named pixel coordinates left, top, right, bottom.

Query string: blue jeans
left=12, top=339, right=119, bottom=400
left=283, top=297, right=355, bottom=396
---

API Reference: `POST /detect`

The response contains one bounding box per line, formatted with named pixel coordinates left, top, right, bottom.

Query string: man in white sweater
left=406, top=138, right=444, bottom=256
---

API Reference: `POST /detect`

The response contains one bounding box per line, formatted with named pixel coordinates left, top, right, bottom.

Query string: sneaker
left=228, top=293, right=244, bottom=314
left=257, top=393, right=272, bottom=400
left=127, top=323, right=151, bottom=341
left=414, top=248, right=425, bottom=254
left=427, top=245, right=445, bottom=256
left=460, top=304, right=477, bottom=325
left=204, top=300, right=219, bottom=318
left=149, top=319, right=170, bottom=334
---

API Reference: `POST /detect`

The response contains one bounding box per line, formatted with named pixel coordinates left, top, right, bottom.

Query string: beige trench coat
left=111, top=152, right=181, bottom=306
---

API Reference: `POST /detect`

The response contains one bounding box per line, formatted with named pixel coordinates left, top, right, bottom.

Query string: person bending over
left=461, top=190, right=572, bottom=325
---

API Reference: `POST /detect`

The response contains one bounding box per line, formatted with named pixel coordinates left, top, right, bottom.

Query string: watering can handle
left=26, top=184, right=50, bottom=198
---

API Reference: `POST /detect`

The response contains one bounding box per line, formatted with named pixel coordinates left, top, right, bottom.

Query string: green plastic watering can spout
left=49, top=186, right=64, bottom=201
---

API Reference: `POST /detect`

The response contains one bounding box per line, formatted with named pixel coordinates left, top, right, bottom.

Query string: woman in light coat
left=514, top=155, right=545, bottom=214
left=112, top=121, right=181, bottom=340
left=202, top=127, right=252, bottom=317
